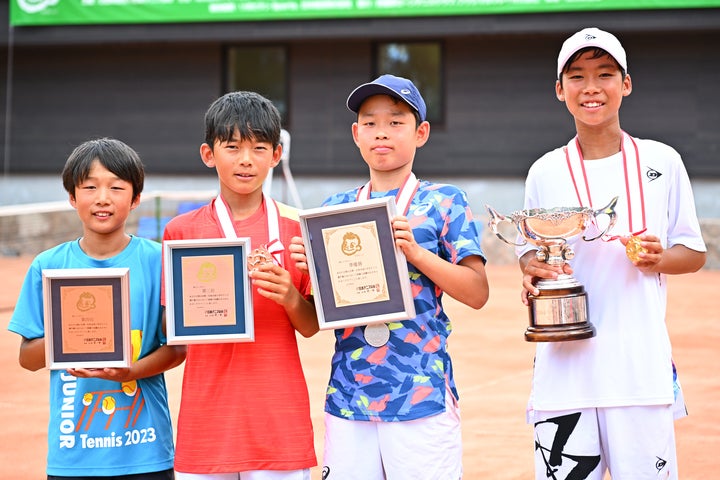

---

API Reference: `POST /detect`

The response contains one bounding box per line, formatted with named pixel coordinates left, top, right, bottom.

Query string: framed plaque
left=42, top=268, right=131, bottom=370
left=299, top=197, right=416, bottom=330
left=164, top=238, right=254, bottom=344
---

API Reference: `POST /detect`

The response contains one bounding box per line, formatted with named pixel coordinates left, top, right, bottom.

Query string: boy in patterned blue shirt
left=291, top=74, right=489, bottom=479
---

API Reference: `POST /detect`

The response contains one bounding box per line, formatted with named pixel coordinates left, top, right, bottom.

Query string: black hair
left=61, top=138, right=144, bottom=201
left=559, top=47, right=627, bottom=85
left=203, top=91, right=282, bottom=149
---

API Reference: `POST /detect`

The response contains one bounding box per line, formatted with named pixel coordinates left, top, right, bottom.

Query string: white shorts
left=532, top=405, right=677, bottom=480
left=322, top=388, right=462, bottom=480
left=175, top=469, right=310, bottom=480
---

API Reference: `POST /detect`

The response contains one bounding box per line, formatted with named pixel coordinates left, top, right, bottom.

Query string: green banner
left=10, top=0, right=720, bottom=26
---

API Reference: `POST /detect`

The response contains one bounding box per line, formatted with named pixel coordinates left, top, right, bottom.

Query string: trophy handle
left=486, top=205, right=527, bottom=247
left=583, top=196, right=619, bottom=241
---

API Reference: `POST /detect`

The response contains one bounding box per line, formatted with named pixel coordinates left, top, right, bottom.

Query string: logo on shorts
left=322, top=466, right=330, bottom=479
left=534, top=412, right=601, bottom=479
left=655, top=456, right=667, bottom=472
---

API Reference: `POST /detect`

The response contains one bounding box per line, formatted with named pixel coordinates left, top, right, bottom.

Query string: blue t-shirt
left=8, top=236, right=174, bottom=476
left=323, top=180, right=485, bottom=421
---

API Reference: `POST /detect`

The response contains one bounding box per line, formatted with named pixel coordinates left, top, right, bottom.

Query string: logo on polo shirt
left=646, top=167, right=663, bottom=182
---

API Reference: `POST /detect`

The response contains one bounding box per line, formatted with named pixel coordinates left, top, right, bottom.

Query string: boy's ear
left=130, top=194, right=141, bottom=211
left=351, top=122, right=360, bottom=148
left=622, top=74, right=632, bottom=97
left=271, top=143, right=282, bottom=168
left=415, top=121, right=430, bottom=148
left=200, top=143, right=215, bottom=168
left=68, top=193, right=77, bottom=209
left=555, top=80, right=565, bottom=102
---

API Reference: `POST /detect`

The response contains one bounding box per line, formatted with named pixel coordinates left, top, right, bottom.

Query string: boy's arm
left=69, top=345, right=186, bottom=382
left=18, top=337, right=46, bottom=371
left=250, top=263, right=319, bottom=338
left=392, top=217, right=489, bottom=310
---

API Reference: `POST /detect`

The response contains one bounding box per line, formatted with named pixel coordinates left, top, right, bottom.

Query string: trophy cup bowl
left=486, top=197, right=618, bottom=342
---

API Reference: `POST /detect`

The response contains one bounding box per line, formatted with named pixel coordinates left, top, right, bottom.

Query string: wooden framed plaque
left=164, top=238, right=254, bottom=344
left=299, top=197, right=416, bottom=330
left=42, top=268, right=131, bottom=370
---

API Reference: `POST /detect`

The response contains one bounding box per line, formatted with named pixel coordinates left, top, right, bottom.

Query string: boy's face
left=352, top=95, right=429, bottom=176
left=200, top=128, right=281, bottom=199
left=69, top=160, right=139, bottom=237
left=556, top=50, right=632, bottom=129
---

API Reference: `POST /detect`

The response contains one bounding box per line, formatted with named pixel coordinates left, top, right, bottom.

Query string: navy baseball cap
left=346, top=74, right=427, bottom=122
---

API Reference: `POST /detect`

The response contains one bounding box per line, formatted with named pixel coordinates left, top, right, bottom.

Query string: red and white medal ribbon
left=356, top=172, right=420, bottom=216
left=214, top=194, right=284, bottom=267
left=564, top=132, right=646, bottom=241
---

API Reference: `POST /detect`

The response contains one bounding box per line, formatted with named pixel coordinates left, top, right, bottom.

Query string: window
left=376, top=42, right=443, bottom=124
left=226, top=46, right=288, bottom=124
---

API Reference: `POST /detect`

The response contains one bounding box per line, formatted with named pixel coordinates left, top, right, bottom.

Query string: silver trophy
left=486, top=197, right=618, bottom=342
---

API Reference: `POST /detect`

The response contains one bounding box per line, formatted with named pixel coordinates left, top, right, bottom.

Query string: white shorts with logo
left=532, top=405, right=678, bottom=480
left=175, top=470, right=310, bottom=480
left=322, top=388, right=462, bottom=480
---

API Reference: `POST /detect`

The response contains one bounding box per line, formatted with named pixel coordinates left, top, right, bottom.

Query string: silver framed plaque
left=42, top=268, right=131, bottom=370
left=299, top=197, right=416, bottom=331
left=164, top=238, right=255, bottom=344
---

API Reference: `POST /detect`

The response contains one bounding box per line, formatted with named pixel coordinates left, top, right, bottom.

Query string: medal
left=625, top=235, right=646, bottom=262
left=248, top=245, right=275, bottom=272
left=363, top=323, right=390, bottom=347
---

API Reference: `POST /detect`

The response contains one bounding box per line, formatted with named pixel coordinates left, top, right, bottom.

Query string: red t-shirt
left=162, top=198, right=317, bottom=473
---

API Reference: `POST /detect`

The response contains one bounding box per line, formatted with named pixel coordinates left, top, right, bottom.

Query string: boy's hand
left=521, top=255, right=573, bottom=305
left=391, top=215, right=421, bottom=263
left=289, top=236, right=309, bottom=274
left=250, top=263, right=300, bottom=307
left=619, top=233, right=663, bottom=272
left=68, top=367, right=132, bottom=382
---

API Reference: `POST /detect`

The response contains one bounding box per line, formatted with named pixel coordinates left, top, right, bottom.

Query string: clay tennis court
left=1, top=255, right=718, bottom=479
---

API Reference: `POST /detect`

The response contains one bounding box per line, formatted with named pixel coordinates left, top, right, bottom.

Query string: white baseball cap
left=557, top=27, right=627, bottom=79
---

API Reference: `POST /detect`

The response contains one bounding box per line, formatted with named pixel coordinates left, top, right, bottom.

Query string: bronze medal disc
left=248, top=246, right=274, bottom=272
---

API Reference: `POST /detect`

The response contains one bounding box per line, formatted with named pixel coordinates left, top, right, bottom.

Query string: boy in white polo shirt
left=517, top=28, right=706, bottom=479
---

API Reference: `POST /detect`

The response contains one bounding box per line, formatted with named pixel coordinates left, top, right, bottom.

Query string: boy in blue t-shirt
left=290, top=74, right=489, bottom=479
left=8, top=138, right=186, bottom=479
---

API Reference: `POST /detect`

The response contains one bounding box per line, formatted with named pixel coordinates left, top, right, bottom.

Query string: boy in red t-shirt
left=163, top=91, right=318, bottom=479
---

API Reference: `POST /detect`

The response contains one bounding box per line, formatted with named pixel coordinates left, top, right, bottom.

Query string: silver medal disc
left=363, top=323, right=390, bottom=347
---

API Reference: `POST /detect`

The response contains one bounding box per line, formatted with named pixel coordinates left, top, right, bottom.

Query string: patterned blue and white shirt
left=323, top=180, right=485, bottom=422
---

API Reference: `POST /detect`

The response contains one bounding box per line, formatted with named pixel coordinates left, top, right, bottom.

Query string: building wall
left=1, top=6, right=719, bottom=179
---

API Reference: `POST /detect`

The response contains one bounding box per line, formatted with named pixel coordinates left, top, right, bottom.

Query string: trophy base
left=525, top=322, right=596, bottom=342
left=526, top=275, right=596, bottom=342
